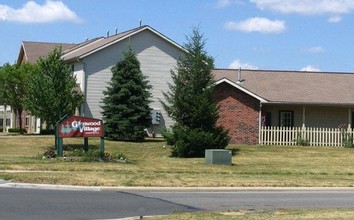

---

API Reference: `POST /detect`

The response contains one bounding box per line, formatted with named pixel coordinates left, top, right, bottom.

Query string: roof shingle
left=19, top=41, right=76, bottom=64
left=213, top=69, right=354, bottom=105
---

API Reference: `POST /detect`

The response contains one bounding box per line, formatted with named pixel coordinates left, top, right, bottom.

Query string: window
left=25, top=115, right=30, bottom=127
left=6, top=118, right=10, bottom=126
left=279, top=111, right=293, bottom=127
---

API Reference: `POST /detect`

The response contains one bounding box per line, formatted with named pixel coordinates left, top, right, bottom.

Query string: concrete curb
left=0, top=180, right=353, bottom=192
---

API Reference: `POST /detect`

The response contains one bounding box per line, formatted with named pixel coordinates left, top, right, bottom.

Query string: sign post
left=57, top=116, right=105, bottom=158
left=55, top=114, right=69, bottom=157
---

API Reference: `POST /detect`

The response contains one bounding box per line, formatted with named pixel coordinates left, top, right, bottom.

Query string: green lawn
left=151, top=209, right=354, bottom=219
left=0, top=136, right=354, bottom=187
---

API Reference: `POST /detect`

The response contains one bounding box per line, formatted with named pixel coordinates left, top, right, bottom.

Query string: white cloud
left=229, top=59, right=259, bottom=69
left=300, top=65, right=321, bottom=71
left=304, top=46, right=325, bottom=53
left=250, top=0, right=354, bottom=14
left=225, top=17, right=286, bottom=34
left=215, top=0, right=244, bottom=8
left=0, top=0, right=82, bottom=23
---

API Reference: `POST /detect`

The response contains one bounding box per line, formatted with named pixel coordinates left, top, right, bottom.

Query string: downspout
left=81, top=60, right=86, bottom=117
left=258, top=102, right=262, bottom=145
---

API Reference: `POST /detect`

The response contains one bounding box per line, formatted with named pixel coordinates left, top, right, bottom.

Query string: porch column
left=302, top=106, right=306, bottom=128
left=10, top=107, right=15, bottom=129
left=30, top=116, right=36, bottom=133
left=348, top=107, right=352, bottom=129
left=2, top=107, right=5, bottom=132
left=28, top=115, right=32, bottom=133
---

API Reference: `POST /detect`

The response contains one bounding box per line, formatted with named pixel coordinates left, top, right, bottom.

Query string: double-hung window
left=279, top=111, right=293, bottom=127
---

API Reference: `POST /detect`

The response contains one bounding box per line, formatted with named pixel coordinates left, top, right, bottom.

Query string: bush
left=342, top=131, right=354, bottom=148
left=295, top=132, right=309, bottom=146
left=80, top=149, right=128, bottom=162
left=8, top=128, right=27, bottom=134
left=167, top=127, right=230, bottom=158
left=41, top=144, right=128, bottom=162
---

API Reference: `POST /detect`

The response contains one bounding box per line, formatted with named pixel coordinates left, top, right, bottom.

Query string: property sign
left=58, top=116, right=104, bottom=137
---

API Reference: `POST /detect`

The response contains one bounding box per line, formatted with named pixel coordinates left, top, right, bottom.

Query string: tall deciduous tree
left=0, top=65, right=4, bottom=105
left=0, top=65, right=7, bottom=131
left=25, top=47, right=84, bottom=129
left=0, top=63, right=34, bottom=133
left=161, top=27, right=230, bottom=157
left=102, top=48, right=152, bottom=141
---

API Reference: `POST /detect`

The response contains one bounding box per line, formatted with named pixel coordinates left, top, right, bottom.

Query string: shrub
left=79, top=150, right=127, bottom=162
left=41, top=145, right=128, bottom=162
left=169, top=127, right=230, bottom=158
left=8, top=128, right=27, bottom=134
left=295, top=132, right=309, bottom=146
left=342, top=130, right=354, bottom=148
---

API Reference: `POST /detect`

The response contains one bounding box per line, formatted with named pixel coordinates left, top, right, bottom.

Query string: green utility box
left=205, top=149, right=232, bottom=165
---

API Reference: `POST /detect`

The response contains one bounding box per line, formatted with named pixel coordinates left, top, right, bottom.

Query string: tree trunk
left=2, top=104, right=6, bottom=132
left=17, top=108, right=23, bottom=134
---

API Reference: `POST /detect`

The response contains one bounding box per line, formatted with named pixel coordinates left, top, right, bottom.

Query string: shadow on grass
left=144, top=138, right=166, bottom=143
left=63, top=144, right=98, bottom=151
left=230, top=148, right=240, bottom=156
left=47, top=144, right=98, bottom=151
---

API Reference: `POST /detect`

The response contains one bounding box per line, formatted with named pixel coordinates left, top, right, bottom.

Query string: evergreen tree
left=162, top=27, right=230, bottom=157
left=102, top=48, right=152, bottom=141
left=25, top=47, right=84, bottom=129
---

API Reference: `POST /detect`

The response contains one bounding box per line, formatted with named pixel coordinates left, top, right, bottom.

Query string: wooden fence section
left=260, top=126, right=354, bottom=147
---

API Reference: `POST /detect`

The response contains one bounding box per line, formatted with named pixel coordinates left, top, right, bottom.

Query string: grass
left=150, top=209, right=354, bottom=219
left=0, top=136, right=354, bottom=187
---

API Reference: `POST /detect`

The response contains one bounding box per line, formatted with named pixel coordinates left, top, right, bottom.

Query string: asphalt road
left=1, top=185, right=354, bottom=220
left=0, top=187, right=199, bottom=220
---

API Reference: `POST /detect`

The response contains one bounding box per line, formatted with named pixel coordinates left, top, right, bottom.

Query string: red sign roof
left=58, top=116, right=104, bottom=137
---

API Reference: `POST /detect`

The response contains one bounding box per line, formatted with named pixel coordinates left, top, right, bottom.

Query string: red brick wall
left=214, top=83, right=260, bottom=145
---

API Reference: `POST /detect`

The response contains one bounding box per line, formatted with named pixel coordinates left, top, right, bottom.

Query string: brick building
left=213, top=68, right=354, bottom=145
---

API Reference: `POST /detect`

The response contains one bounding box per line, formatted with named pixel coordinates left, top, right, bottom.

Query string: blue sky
left=1, top=0, right=354, bottom=72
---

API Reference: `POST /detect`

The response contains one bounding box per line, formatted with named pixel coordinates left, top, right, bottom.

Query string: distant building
left=13, top=25, right=185, bottom=136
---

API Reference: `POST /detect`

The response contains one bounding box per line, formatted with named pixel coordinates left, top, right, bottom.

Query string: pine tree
left=102, top=48, right=152, bottom=141
left=162, top=27, right=230, bottom=157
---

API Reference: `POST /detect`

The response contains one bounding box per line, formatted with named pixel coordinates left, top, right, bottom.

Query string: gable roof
left=17, top=25, right=185, bottom=65
left=17, top=41, right=77, bottom=65
left=62, top=25, right=185, bottom=62
left=213, top=69, right=354, bottom=106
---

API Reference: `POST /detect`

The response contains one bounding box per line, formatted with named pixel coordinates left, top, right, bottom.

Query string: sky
left=1, top=0, right=354, bottom=72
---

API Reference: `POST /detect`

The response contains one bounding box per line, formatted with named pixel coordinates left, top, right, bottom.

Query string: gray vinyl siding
left=304, top=106, right=348, bottom=128
left=81, top=29, right=183, bottom=135
left=263, top=105, right=349, bottom=128
left=73, top=63, right=84, bottom=91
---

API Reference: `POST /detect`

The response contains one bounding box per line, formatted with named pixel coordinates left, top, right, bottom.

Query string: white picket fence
left=260, top=126, right=354, bottom=147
